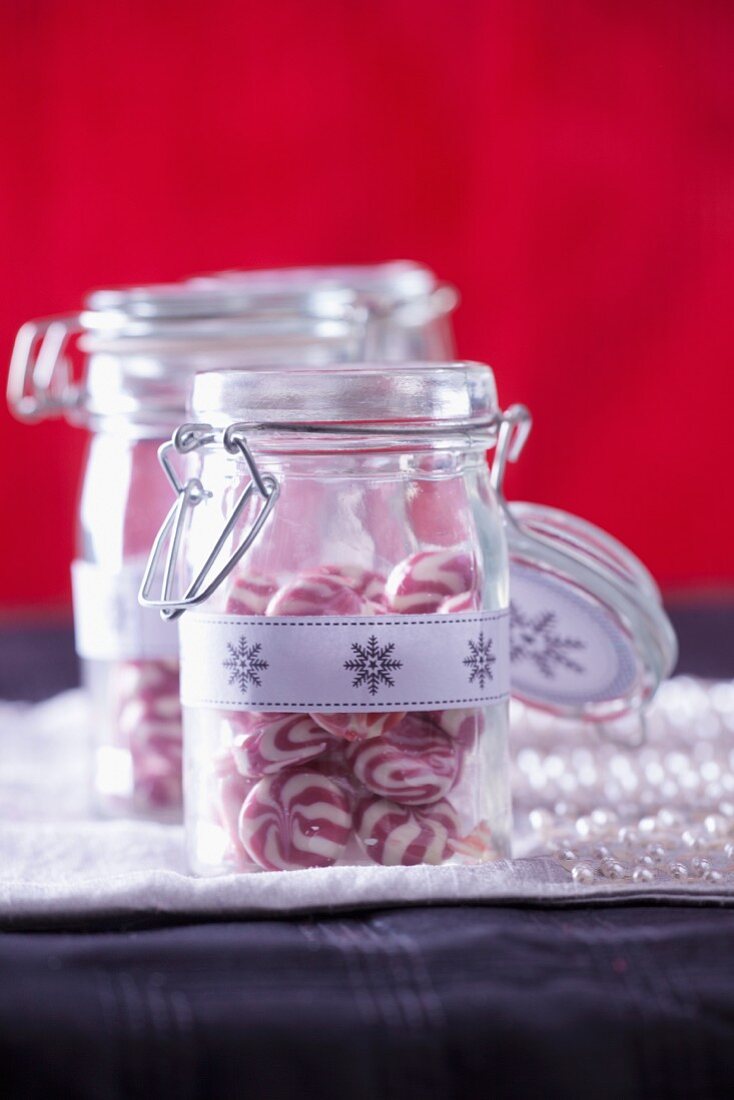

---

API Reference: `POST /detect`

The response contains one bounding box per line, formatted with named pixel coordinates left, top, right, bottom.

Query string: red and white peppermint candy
left=406, top=475, right=472, bottom=547
left=225, top=571, right=278, bottom=616
left=385, top=549, right=478, bottom=614
left=355, top=796, right=460, bottom=865
left=117, top=691, right=182, bottom=736
left=107, top=659, right=183, bottom=813
left=427, top=707, right=484, bottom=748
left=129, top=720, right=182, bottom=755
left=448, top=820, right=495, bottom=862
left=114, top=658, right=180, bottom=700
left=130, top=739, right=183, bottom=811
left=215, top=767, right=253, bottom=858
left=437, top=590, right=480, bottom=613
left=318, top=564, right=387, bottom=605
left=239, top=769, right=352, bottom=871
left=266, top=571, right=365, bottom=617
left=230, top=712, right=331, bottom=777
left=309, top=709, right=404, bottom=743
left=346, top=714, right=459, bottom=805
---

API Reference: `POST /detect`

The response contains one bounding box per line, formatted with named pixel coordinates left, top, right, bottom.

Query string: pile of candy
left=110, top=658, right=183, bottom=815
left=208, top=548, right=498, bottom=872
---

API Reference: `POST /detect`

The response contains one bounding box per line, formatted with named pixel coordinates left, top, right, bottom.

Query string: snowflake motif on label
left=344, top=635, right=402, bottom=697
left=510, top=602, right=585, bottom=679
left=223, top=636, right=269, bottom=693
left=463, top=631, right=496, bottom=688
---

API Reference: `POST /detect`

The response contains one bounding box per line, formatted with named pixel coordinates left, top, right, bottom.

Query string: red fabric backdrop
left=1, top=0, right=732, bottom=610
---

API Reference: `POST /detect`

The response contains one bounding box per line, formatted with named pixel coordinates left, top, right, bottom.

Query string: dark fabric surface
left=1, top=610, right=733, bottom=1099
left=3, top=906, right=734, bottom=1100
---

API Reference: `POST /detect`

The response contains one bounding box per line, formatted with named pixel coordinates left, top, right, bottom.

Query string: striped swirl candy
left=449, top=820, right=495, bottom=862
left=238, top=769, right=352, bottom=870
left=310, top=709, right=404, bottom=743
left=428, top=707, right=484, bottom=749
left=385, top=549, right=478, bottom=614
left=214, top=758, right=255, bottom=868
left=345, top=714, right=459, bottom=805
left=266, top=571, right=365, bottom=617
left=437, top=590, right=480, bottom=613
left=114, top=659, right=182, bottom=812
left=225, top=571, right=279, bottom=615
left=354, top=796, right=460, bottom=866
left=317, top=564, right=387, bottom=605
left=230, top=712, right=331, bottom=777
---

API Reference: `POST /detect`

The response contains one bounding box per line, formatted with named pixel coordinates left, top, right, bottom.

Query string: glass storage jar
left=188, top=261, right=458, bottom=362
left=7, top=281, right=364, bottom=820
left=142, top=361, right=512, bottom=873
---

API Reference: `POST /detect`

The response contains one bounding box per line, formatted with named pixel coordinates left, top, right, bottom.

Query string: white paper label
left=71, top=560, right=179, bottom=661
left=509, top=563, right=638, bottom=707
left=179, top=609, right=510, bottom=712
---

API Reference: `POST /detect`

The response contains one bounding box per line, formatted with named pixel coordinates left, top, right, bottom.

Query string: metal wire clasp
left=490, top=404, right=532, bottom=502
left=7, top=315, right=82, bottom=422
left=139, top=422, right=279, bottom=620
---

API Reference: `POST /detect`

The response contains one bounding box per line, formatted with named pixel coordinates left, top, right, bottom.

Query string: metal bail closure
left=7, top=314, right=82, bottom=422
left=139, top=422, right=280, bottom=621
left=491, top=406, right=678, bottom=724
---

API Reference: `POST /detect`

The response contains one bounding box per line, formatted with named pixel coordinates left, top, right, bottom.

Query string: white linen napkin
left=2, top=687, right=733, bottom=922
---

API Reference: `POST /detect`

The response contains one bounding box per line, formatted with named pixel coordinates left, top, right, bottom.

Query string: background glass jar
left=143, top=362, right=512, bottom=874
left=188, top=260, right=458, bottom=362
left=7, top=281, right=365, bottom=820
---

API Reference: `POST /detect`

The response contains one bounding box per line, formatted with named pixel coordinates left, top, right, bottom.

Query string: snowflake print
left=510, top=602, right=585, bottom=679
left=223, top=636, right=269, bottom=693
left=463, top=631, right=496, bottom=688
left=344, top=635, right=402, bottom=696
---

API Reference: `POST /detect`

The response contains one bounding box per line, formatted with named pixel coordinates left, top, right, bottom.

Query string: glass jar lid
left=189, top=360, right=498, bottom=436
left=188, top=262, right=459, bottom=360
left=492, top=409, right=677, bottom=722
left=7, top=281, right=364, bottom=427
left=188, top=260, right=457, bottom=314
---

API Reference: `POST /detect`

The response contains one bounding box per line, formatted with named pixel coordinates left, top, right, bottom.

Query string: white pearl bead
left=632, top=866, right=654, bottom=884
left=668, top=862, right=688, bottom=880
left=703, top=869, right=724, bottom=885
left=571, top=863, right=595, bottom=885
left=704, top=814, right=728, bottom=837
left=529, top=808, right=554, bottom=834
left=601, top=859, right=626, bottom=880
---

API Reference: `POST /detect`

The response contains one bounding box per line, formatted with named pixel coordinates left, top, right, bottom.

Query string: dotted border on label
left=180, top=609, right=511, bottom=712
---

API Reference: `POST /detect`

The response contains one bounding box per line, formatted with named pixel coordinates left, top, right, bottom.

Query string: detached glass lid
left=494, top=407, right=678, bottom=722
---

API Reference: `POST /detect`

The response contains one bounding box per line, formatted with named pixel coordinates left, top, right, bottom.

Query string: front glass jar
left=146, top=362, right=512, bottom=873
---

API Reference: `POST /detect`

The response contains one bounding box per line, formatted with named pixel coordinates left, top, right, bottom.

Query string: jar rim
left=190, top=361, right=499, bottom=430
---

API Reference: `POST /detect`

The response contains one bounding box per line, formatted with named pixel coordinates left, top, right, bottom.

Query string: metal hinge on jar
left=139, top=422, right=280, bottom=620
left=7, top=315, right=83, bottom=422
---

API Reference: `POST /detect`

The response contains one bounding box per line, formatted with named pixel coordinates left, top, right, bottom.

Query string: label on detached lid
left=509, top=563, right=639, bottom=709
left=72, top=559, right=179, bottom=661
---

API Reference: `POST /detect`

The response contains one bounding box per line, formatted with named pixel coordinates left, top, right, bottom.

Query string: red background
left=1, top=0, right=732, bottom=613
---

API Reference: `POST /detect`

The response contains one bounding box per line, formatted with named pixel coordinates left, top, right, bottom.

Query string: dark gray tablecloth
left=1, top=605, right=733, bottom=1100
